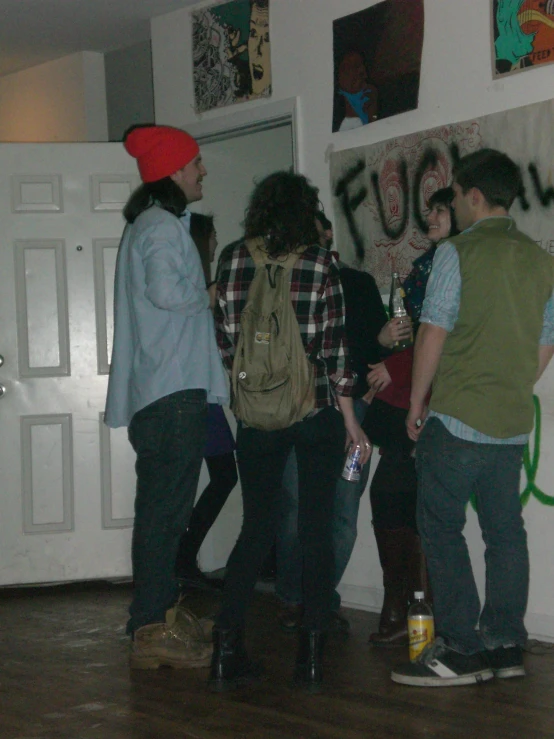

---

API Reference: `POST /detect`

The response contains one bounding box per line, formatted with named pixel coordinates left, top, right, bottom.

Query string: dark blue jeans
left=217, top=406, right=345, bottom=631
left=416, top=418, right=528, bottom=654
left=275, top=398, right=370, bottom=611
left=127, top=389, right=207, bottom=634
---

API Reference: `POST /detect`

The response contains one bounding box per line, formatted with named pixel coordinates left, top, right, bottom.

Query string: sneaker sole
left=493, top=665, right=526, bottom=679
left=391, top=668, right=494, bottom=687
left=130, top=654, right=211, bottom=669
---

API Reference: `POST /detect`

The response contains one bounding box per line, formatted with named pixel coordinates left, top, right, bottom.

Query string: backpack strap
left=245, top=238, right=310, bottom=271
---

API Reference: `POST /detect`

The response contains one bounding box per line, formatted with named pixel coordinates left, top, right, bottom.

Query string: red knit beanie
left=124, top=125, right=200, bottom=183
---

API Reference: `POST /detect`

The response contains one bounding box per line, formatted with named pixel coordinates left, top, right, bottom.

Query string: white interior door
left=0, top=143, right=139, bottom=585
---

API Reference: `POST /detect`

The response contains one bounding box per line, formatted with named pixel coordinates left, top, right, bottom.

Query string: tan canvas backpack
left=231, top=238, right=315, bottom=430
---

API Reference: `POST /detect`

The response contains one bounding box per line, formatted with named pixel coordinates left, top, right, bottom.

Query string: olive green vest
left=429, top=217, right=554, bottom=437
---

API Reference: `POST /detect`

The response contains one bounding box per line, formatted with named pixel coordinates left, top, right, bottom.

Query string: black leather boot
left=208, top=626, right=263, bottom=693
left=368, top=527, right=414, bottom=647
left=293, top=629, right=326, bottom=693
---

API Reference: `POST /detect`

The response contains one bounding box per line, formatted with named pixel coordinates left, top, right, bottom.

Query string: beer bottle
left=388, top=271, right=413, bottom=351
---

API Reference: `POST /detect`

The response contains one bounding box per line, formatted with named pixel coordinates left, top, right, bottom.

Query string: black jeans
left=363, top=398, right=417, bottom=530
left=127, top=389, right=207, bottom=634
left=175, top=452, right=238, bottom=572
left=216, top=406, right=345, bottom=632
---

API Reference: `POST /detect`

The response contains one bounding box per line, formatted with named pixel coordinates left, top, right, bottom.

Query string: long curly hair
left=243, top=171, right=320, bottom=257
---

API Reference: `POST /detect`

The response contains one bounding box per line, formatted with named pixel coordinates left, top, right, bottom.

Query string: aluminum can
left=341, top=444, right=362, bottom=482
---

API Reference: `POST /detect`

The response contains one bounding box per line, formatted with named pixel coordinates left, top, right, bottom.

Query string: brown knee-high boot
left=369, top=527, right=415, bottom=647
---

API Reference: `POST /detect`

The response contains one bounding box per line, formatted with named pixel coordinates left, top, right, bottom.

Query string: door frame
left=183, top=97, right=299, bottom=171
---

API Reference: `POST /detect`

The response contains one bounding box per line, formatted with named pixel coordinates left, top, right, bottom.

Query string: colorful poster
left=192, top=0, right=271, bottom=113
left=330, top=98, right=554, bottom=290
left=493, top=0, right=554, bottom=77
left=332, top=0, right=424, bottom=133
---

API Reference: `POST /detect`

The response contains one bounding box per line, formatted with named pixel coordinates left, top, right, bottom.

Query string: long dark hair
left=190, top=213, right=215, bottom=284
left=244, top=171, right=320, bottom=257
left=123, top=178, right=188, bottom=224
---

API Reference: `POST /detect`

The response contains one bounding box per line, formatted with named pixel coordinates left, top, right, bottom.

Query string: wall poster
left=192, top=0, right=271, bottom=113
left=332, top=0, right=424, bottom=133
left=493, top=0, right=554, bottom=77
left=330, top=98, right=554, bottom=291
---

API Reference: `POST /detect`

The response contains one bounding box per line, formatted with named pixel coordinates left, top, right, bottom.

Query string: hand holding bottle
left=378, top=317, right=413, bottom=349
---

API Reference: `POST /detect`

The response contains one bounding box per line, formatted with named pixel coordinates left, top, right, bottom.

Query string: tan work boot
left=130, top=608, right=212, bottom=670
left=172, top=601, right=214, bottom=644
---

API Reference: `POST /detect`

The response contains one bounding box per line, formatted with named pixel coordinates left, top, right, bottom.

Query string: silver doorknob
left=0, top=355, right=4, bottom=367
left=0, top=384, right=5, bottom=397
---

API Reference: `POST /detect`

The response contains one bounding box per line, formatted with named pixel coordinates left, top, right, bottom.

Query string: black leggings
left=362, top=399, right=417, bottom=531
left=217, top=407, right=345, bottom=631
left=175, top=452, right=238, bottom=572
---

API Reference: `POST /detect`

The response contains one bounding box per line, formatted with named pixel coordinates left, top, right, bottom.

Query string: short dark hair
left=244, top=171, right=320, bottom=257
left=428, top=186, right=459, bottom=236
left=452, top=148, right=522, bottom=210
left=190, top=213, right=215, bottom=284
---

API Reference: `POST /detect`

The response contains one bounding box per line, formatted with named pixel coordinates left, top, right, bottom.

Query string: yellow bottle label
left=408, top=615, right=434, bottom=661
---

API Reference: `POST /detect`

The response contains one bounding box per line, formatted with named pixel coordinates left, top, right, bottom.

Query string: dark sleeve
left=340, top=267, right=389, bottom=395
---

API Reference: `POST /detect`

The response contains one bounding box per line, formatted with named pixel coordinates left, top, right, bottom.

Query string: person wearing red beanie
left=105, top=124, right=229, bottom=671
left=124, top=125, right=200, bottom=183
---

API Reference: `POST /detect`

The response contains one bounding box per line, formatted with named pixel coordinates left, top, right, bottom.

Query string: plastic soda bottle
left=388, top=271, right=413, bottom=351
left=408, top=591, right=434, bottom=661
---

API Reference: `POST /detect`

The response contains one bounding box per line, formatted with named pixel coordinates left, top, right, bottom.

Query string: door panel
left=0, top=144, right=139, bottom=585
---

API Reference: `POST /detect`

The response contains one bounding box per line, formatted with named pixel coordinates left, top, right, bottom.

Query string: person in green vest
left=391, top=148, right=554, bottom=687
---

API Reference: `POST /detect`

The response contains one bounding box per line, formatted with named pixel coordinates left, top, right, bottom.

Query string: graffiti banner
left=493, top=0, right=554, bottom=77
left=332, top=0, right=424, bottom=133
left=330, top=97, right=554, bottom=291
left=192, top=0, right=271, bottom=113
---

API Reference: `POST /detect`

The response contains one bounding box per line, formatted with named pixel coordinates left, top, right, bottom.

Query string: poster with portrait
left=192, top=0, right=271, bottom=113
left=330, top=98, right=554, bottom=290
left=492, top=1, right=554, bottom=77
left=332, top=0, right=424, bottom=133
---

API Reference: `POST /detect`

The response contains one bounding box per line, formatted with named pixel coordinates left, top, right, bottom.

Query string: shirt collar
left=463, top=215, right=515, bottom=234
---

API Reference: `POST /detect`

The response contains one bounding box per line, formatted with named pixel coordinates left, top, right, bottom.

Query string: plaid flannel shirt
left=214, top=239, right=356, bottom=410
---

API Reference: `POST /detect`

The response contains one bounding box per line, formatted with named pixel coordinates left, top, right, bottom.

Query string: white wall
left=0, top=52, right=108, bottom=142
left=152, top=0, right=554, bottom=232
left=151, top=0, right=554, bottom=640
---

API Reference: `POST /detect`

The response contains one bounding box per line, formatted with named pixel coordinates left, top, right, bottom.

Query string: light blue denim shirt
left=421, top=217, right=554, bottom=444
left=104, top=206, right=229, bottom=428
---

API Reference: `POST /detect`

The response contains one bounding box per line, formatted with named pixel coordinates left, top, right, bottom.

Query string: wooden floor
left=2, top=582, right=554, bottom=739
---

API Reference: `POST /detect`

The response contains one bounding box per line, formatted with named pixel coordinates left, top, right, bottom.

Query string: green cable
left=521, top=395, right=554, bottom=506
